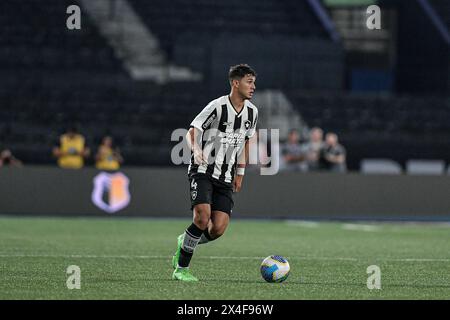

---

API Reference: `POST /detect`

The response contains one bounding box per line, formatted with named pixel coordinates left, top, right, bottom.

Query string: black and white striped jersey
left=188, top=95, right=258, bottom=184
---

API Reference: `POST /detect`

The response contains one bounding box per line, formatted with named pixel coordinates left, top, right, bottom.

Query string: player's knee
left=194, top=216, right=209, bottom=229
left=193, top=205, right=211, bottom=229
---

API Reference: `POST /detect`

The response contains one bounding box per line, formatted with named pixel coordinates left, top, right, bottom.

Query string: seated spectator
left=319, top=132, right=347, bottom=173
left=301, top=127, right=324, bottom=172
left=0, top=149, right=23, bottom=167
left=280, top=129, right=307, bottom=172
left=95, top=136, right=123, bottom=171
left=53, top=126, right=90, bottom=169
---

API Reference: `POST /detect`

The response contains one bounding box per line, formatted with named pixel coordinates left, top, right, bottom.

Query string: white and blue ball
left=260, top=255, right=290, bottom=283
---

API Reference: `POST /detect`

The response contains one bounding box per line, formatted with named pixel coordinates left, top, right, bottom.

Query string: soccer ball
left=260, top=255, right=290, bottom=283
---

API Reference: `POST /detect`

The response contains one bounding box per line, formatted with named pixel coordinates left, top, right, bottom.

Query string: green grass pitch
left=0, top=216, right=449, bottom=299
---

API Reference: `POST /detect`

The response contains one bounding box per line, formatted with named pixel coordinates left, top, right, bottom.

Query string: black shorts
left=188, top=173, right=234, bottom=215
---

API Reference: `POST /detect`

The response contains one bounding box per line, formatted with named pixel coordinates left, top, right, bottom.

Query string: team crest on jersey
left=245, top=120, right=252, bottom=130
left=191, top=190, right=197, bottom=200
left=91, top=172, right=131, bottom=214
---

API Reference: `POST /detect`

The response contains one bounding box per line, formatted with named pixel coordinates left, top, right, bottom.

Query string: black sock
left=178, top=248, right=193, bottom=268
left=178, top=223, right=204, bottom=268
left=199, top=229, right=214, bottom=244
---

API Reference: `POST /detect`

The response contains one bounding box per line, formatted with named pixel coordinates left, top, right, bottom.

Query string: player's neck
left=228, top=92, right=245, bottom=112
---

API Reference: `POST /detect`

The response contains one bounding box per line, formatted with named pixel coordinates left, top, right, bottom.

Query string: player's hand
left=233, top=175, right=243, bottom=193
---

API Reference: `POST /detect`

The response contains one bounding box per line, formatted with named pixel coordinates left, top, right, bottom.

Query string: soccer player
left=172, top=64, right=258, bottom=281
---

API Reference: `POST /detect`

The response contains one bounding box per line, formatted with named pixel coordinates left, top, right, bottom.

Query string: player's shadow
left=204, top=278, right=305, bottom=285
left=150, top=278, right=263, bottom=284
left=150, top=277, right=302, bottom=284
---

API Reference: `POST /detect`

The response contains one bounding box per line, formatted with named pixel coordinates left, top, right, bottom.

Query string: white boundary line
left=0, top=253, right=449, bottom=262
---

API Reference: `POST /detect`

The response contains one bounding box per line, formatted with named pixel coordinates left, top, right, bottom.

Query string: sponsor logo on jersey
left=202, top=113, right=217, bottom=130
left=220, top=131, right=246, bottom=147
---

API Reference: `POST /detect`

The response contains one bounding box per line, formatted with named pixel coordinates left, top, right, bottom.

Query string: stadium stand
left=0, top=0, right=448, bottom=171
left=287, top=91, right=450, bottom=169
left=0, top=0, right=182, bottom=166
left=128, top=0, right=328, bottom=58
left=0, top=0, right=339, bottom=167
left=129, top=0, right=342, bottom=92
left=0, top=0, right=126, bottom=75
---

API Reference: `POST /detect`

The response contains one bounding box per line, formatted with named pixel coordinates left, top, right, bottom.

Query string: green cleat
left=172, top=267, right=199, bottom=282
left=172, top=233, right=184, bottom=269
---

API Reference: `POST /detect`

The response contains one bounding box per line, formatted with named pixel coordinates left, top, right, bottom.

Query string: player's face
left=237, top=75, right=256, bottom=99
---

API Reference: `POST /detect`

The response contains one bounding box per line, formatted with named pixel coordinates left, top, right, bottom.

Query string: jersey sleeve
left=190, top=102, right=219, bottom=132
left=246, top=109, right=258, bottom=139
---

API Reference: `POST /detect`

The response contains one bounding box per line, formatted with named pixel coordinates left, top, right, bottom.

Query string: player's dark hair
left=228, top=64, right=257, bottom=82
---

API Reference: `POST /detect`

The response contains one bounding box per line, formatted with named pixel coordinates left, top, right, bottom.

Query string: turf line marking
left=285, top=220, right=319, bottom=228
left=341, top=224, right=380, bottom=232
left=0, top=253, right=449, bottom=262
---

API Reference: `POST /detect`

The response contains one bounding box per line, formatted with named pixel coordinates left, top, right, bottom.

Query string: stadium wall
left=1, top=166, right=450, bottom=220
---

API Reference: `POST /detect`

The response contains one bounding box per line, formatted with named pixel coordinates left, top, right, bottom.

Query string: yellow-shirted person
left=95, top=136, right=123, bottom=171
left=53, top=127, right=90, bottom=169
